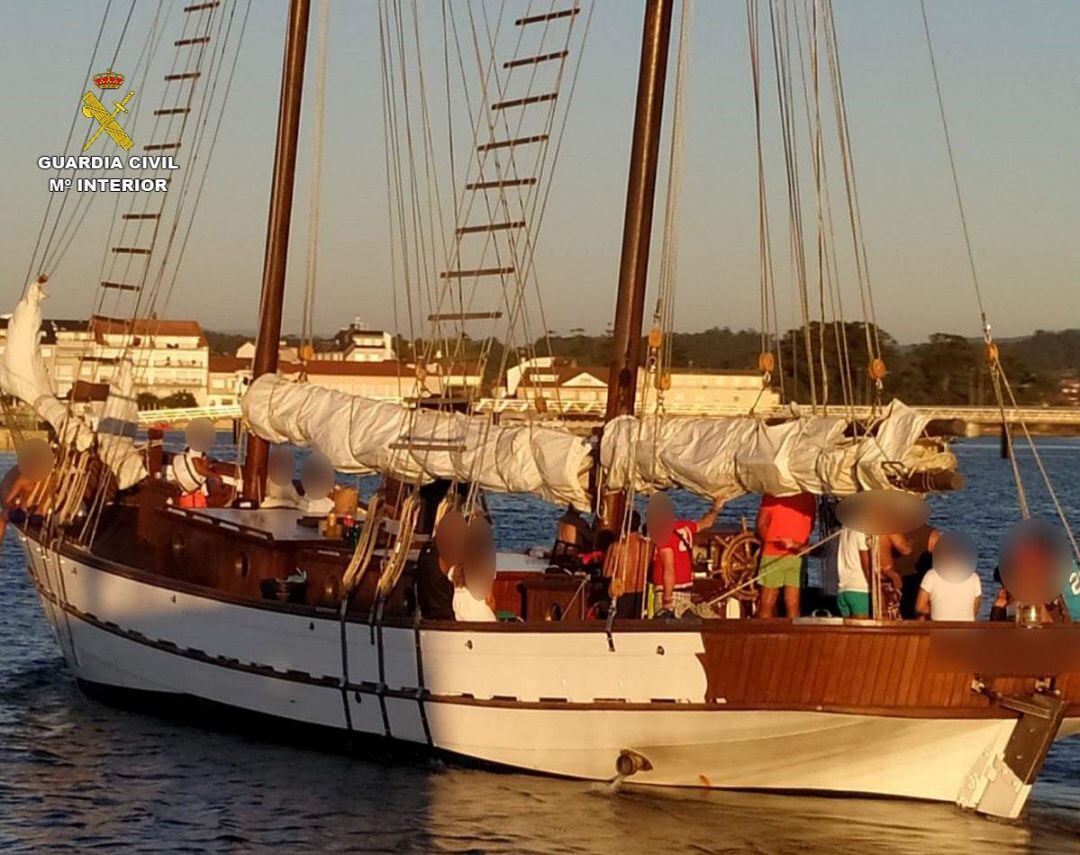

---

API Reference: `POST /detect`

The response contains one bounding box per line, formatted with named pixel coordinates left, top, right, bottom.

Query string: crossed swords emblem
left=81, top=89, right=137, bottom=151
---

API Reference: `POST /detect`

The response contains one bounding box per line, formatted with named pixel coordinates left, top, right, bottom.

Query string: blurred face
left=933, top=531, right=978, bottom=583
left=267, top=447, right=295, bottom=487
left=646, top=493, right=675, bottom=544
left=463, top=516, right=495, bottom=597
left=1000, top=520, right=1068, bottom=604
left=300, top=452, right=334, bottom=499
left=185, top=418, right=215, bottom=453
left=17, top=438, right=54, bottom=482
left=434, top=510, right=467, bottom=567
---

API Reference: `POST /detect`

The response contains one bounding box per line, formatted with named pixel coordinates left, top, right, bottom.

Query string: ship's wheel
left=718, top=531, right=762, bottom=601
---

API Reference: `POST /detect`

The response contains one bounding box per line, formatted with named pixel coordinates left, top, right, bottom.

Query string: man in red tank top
left=647, top=494, right=725, bottom=618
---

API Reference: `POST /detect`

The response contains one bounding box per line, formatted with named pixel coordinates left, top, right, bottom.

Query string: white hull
left=20, top=534, right=1077, bottom=814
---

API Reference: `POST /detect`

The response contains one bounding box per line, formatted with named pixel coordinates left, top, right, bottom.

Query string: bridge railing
left=136, top=403, right=242, bottom=426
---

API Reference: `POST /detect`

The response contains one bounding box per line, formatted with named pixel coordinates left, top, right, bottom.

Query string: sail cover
left=242, top=373, right=593, bottom=509
left=601, top=401, right=950, bottom=499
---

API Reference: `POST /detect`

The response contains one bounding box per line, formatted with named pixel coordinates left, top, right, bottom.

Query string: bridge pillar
left=1000, top=422, right=1012, bottom=459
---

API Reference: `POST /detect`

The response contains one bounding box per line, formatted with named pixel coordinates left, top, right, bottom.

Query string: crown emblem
left=93, top=68, right=125, bottom=90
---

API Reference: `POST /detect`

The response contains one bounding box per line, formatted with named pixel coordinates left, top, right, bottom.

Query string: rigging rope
left=919, top=0, right=1077, bottom=554
left=768, top=0, right=817, bottom=410
left=746, top=0, right=784, bottom=403
left=23, top=0, right=116, bottom=290
left=301, top=0, right=331, bottom=363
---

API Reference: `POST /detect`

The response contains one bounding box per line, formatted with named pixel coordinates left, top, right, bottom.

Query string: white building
left=207, top=357, right=482, bottom=407
left=233, top=321, right=396, bottom=366
left=208, top=357, right=414, bottom=406
left=0, top=315, right=210, bottom=406
left=88, top=317, right=210, bottom=406
left=503, top=356, right=780, bottom=414
left=236, top=340, right=300, bottom=363
left=328, top=319, right=397, bottom=362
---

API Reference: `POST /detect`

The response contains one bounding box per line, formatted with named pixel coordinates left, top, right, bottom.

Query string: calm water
left=1, top=437, right=1077, bottom=853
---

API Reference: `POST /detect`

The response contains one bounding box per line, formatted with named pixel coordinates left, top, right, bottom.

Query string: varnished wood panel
left=698, top=625, right=1080, bottom=714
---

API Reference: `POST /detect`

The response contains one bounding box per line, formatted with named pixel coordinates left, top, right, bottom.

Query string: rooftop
left=90, top=316, right=207, bottom=343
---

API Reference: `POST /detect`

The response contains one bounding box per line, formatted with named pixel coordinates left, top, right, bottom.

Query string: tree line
left=542, top=325, right=1080, bottom=407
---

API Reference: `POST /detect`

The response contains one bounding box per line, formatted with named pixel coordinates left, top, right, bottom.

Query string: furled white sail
left=94, top=359, right=148, bottom=490
left=1, top=283, right=147, bottom=489
left=0, top=281, right=94, bottom=452
left=242, top=373, right=593, bottom=509
left=601, top=401, right=951, bottom=499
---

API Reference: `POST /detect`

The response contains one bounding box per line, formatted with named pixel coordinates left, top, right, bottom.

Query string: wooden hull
left=18, top=529, right=1080, bottom=819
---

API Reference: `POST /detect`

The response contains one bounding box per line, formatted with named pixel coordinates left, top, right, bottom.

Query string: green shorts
left=837, top=590, right=870, bottom=618
left=758, top=555, right=804, bottom=589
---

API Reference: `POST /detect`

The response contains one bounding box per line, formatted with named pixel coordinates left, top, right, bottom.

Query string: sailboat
left=5, top=0, right=1078, bottom=822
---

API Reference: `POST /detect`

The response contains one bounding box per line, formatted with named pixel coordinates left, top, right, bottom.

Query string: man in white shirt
left=836, top=526, right=871, bottom=617
left=916, top=531, right=982, bottom=621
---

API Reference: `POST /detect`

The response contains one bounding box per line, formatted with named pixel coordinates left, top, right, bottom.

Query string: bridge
left=136, top=399, right=1080, bottom=435
left=136, top=403, right=242, bottom=426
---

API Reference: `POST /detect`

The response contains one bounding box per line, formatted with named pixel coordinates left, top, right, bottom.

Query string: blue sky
left=1, top=1, right=1078, bottom=343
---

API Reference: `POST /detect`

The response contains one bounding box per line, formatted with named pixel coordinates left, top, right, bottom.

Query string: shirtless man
left=0, top=462, right=49, bottom=542
left=1, top=437, right=57, bottom=540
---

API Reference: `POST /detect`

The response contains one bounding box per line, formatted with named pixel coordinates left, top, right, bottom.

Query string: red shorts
left=177, top=491, right=208, bottom=509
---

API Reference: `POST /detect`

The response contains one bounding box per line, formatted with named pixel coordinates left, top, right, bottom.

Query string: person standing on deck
left=415, top=510, right=467, bottom=621
left=835, top=526, right=871, bottom=617
left=0, top=465, right=40, bottom=543
left=1063, top=561, right=1080, bottom=621
left=835, top=526, right=904, bottom=618
left=887, top=522, right=940, bottom=619
left=916, top=531, right=981, bottom=621
left=646, top=493, right=725, bottom=619
left=168, top=418, right=219, bottom=509
left=755, top=492, right=816, bottom=618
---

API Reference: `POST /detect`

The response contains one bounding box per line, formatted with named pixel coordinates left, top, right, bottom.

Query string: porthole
left=234, top=553, right=249, bottom=578
left=170, top=533, right=185, bottom=561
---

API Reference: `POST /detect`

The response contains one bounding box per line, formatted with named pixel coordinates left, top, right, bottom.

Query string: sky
left=1, top=0, right=1078, bottom=344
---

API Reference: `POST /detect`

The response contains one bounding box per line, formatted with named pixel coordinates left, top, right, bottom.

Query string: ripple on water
left=0, top=440, right=1077, bottom=852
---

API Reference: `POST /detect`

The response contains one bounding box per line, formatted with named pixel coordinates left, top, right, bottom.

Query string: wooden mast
left=603, top=0, right=676, bottom=424
left=597, top=0, right=675, bottom=527
left=242, top=0, right=312, bottom=500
